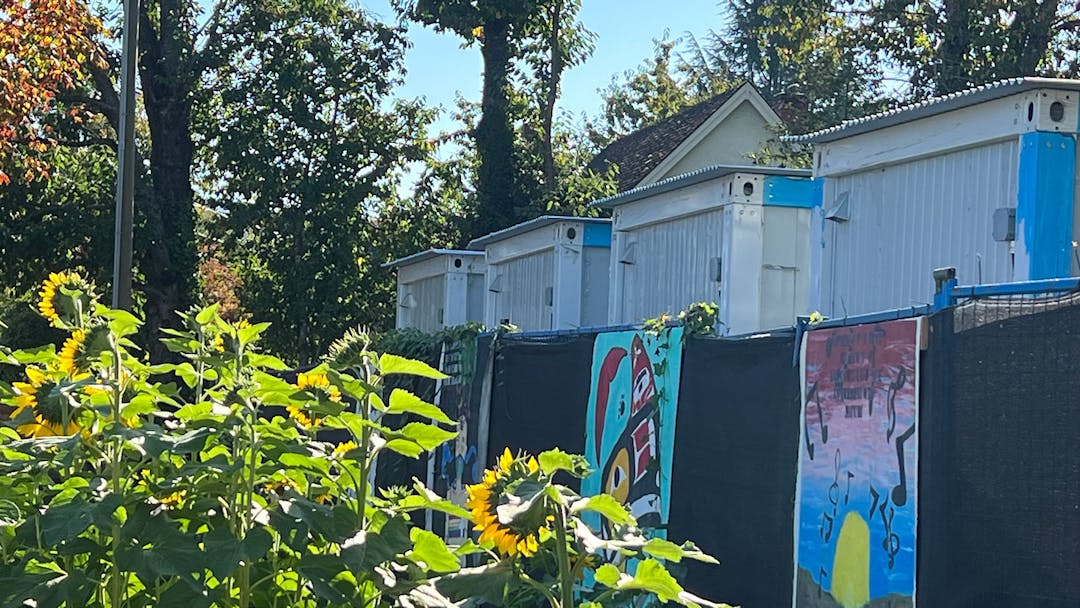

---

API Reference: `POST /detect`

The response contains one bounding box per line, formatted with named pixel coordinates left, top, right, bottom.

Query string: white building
left=468, top=216, right=612, bottom=332
left=595, top=165, right=817, bottom=334
left=787, top=77, right=1080, bottom=317
left=385, top=249, right=486, bottom=332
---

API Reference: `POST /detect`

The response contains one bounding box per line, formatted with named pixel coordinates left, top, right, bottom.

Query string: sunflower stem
left=554, top=507, right=574, bottom=608
left=355, top=360, right=373, bottom=528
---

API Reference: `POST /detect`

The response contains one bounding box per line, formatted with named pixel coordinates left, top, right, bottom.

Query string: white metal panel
left=822, top=138, right=1019, bottom=317
left=614, top=209, right=725, bottom=324
left=466, top=273, right=485, bottom=325
left=761, top=206, right=811, bottom=329
left=488, top=251, right=555, bottom=331
left=399, top=275, right=445, bottom=332
left=581, top=246, right=610, bottom=327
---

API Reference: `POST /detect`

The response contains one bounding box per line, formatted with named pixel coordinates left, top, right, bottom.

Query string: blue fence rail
left=487, top=267, right=1080, bottom=348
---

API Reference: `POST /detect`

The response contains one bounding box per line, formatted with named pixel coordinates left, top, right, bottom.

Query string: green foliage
left=0, top=274, right=727, bottom=608
left=435, top=448, right=731, bottom=608
left=0, top=273, right=472, bottom=607
left=196, top=0, right=434, bottom=364
left=644, top=302, right=719, bottom=337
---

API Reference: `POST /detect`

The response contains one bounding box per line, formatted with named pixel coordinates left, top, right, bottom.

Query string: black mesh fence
left=918, top=292, right=1080, bottom=607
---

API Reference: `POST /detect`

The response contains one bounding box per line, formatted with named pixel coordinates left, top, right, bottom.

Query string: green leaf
left=379, top=353, right=448, bottom=379
left=538, top=448, right=591, bottom=477
left=387, top=389, right=454, bottom=424
left=237, top=322, right=271, bottom=345
left=618, top=558, right=684, bottom=603
left=433, top=562, right=519, bottom=605
left=103, top=308, right=142, bottom=338
left=570, top=494, right=634, bottom=525
left=594, top=563, right=621, bottom=587
left=247, top=353, right=290, bottom=370
left=195, top=304, right=220, bottom=325
left=383, top=439, right=424, bottom=458
left=643, top=538, right=686, bottom=562
left=399, top=422, right=457, bottom=451
left=409, top=528, right=461, bottom=573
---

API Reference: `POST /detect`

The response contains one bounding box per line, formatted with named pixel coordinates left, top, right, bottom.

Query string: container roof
left=590, top=163, right=810, bottom=209
left=383, top=248, right=483, bottom=269
left=784, top=77, right=1080, bottom=144
left=467, top=215, right=611, bottom=250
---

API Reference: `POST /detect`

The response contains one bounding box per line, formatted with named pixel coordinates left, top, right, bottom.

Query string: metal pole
left=111, top=0, right=139, bottom=310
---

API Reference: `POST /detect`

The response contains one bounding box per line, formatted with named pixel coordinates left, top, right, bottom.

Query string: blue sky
left=358, top=0, right=726, bottom=133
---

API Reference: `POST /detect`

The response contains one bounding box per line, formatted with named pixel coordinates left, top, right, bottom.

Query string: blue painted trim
left=763, top=176, right=816, bottom=208
left=1016, top=132, right=1075, bottom=280
left=934, top=277, right=958, bottom=311
left=582, top=222, right=612, bottom=248
left=805, top=306, right=932, bottom=331
left=811, top=178, right=825, bottom=208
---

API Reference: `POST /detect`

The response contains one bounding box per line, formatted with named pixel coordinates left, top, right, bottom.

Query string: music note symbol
left=868, top=485, right=881, bottom=520
left=885, top=367, right=907, bottom=442
left=820, top=512, right=835, bottom=542
left=803, top=381, right=827, bottom=460
left=892, top=423, right=915, bottom=507
left=818, top=567, right=829, bottom=598
left=844, top=471, right=854, bottom=505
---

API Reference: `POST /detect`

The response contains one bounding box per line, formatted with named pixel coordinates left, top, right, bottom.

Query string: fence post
left=933, top=267, right=958, bottom=311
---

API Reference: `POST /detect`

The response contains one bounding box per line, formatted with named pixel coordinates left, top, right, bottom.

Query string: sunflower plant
left=0, top=271, right=471, bottom=608
left=425, top=448, right=732, bottom=608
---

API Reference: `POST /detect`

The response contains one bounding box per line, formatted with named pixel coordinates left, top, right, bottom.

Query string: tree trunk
left=473, top=16, right=517, bottom=239
left=540, top=1, right=563, bottom=195
left=137, top=0, right=196, bottom=355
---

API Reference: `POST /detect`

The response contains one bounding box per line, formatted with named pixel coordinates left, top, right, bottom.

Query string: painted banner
left=432, top=338, right=481, bottom=543
left=794, top=318, right=921, bottom=608
left=582, top=327, right=684, bottom=540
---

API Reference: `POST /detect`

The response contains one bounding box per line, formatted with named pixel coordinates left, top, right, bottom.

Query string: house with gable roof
left=587, top=82, right=786, bottom=192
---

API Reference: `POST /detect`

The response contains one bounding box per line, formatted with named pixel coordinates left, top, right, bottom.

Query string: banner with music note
left=793, top=317, right=921, bottom=608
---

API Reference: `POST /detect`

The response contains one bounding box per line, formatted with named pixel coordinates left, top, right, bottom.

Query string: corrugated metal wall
left=617, top=209, right=724, bottom=323
left=822, top=139, right=1019, bottom=317
left=401, top=275, right=444, bottom=332
left=491, top=251, right=554, bottom=330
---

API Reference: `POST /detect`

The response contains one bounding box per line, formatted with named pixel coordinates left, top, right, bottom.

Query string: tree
left=198, top=0, right=434, bottom=364
left=679, top=0, right=884, bottom=133
left=0, top=0, right=103, bottom=185
left=394, top=0, right=545, bottom=240
left=586, top=37, right=715, bottom=147
left=857, top=0, right=1080, bottom=96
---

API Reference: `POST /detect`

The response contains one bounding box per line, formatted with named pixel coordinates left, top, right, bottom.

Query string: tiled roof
left=586, top=86, right=743, bottom=192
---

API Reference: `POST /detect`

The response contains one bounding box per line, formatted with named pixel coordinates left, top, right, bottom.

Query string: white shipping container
left=385, top=250, right=486, bottom=332
left=788, top=77, right=1080, bottom=318
left=468, top=216, right=612, bottom=332
left=595, top=164, right=816, bottom=335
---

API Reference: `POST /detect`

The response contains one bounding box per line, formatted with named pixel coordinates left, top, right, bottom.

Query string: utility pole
left=111, top=0, right=139, bottom=310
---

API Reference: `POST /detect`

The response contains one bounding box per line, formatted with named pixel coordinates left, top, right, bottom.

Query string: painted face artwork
left=583, top=328, right=684, bottom=550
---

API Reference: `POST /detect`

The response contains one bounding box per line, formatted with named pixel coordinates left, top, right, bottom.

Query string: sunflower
left=466, top=448, right=544, bottom=557
left=287, top=405, right=316, bottom=429
left=332, top=440, right=358, bottom=456
left=10, top=367, right=79, bottom=438
left=37, top=271, right=93, bottom=326
left=58, top=325, right=109, bottom=376
left=58, top=330, right=87, bottom=374
left=295, top=372, right=342, bottom=403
